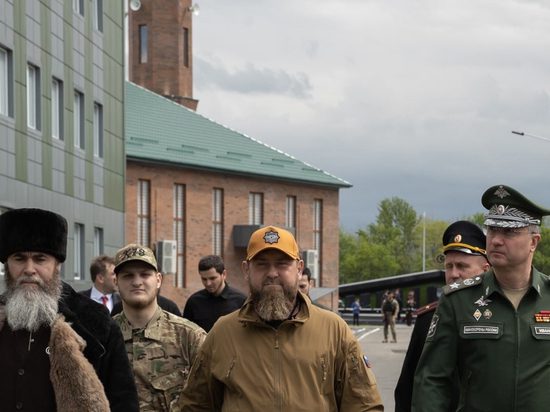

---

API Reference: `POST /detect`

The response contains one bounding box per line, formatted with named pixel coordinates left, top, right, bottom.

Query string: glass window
left=183, top=27, right=189, bottom=67
left=139, top=25, right=148, bottom=63
left=73, top=0, right=84, bottom=16
left=212, top=188, right=224, bottom=256
left=173, top=184, right=186, bottom=287
left=93, top=227, right=104, bottom=256
left=74, top=223, right=85, bottom=280
left=248, top=192, right=263, bottom=225
left=0, top=46, right=14, bottom=117
left=93, top=0, right=103, bottom=31
left=52, top=78, right=63, bottom=140
left=313, top=199, right=323, bottom=284
left=27, top=64, right=41, bottom=130
left=93, top=102, right=103, bottom=158
left=137, top=179, right=150, bottom=246
left=286, top=195, right=296, bottom=230
left=74, top=90, right=84, bottom=149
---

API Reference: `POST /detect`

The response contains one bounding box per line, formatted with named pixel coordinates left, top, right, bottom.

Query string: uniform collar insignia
left=449, top=282, right=460, bottom=289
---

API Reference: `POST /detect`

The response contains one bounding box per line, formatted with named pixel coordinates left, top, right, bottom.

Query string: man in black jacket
left=0, top=208, right=138, bottom=412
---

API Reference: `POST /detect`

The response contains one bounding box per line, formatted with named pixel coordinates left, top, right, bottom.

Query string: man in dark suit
left=80, top=255, right=120, bottom=313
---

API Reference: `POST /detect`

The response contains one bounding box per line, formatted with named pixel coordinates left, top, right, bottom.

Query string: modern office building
left=0, top=0, right=125, bottom=289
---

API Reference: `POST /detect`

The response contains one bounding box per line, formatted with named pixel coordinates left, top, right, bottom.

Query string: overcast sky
left=192, top=0, right=550, bottom=232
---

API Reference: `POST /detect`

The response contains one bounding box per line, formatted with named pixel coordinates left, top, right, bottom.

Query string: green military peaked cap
left=482, top=184, right=550, bottom=228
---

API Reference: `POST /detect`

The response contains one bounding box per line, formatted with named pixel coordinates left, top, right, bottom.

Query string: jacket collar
left=117, top=305, right=164, bottom=341
left=484, top=267, right=546, bottom=298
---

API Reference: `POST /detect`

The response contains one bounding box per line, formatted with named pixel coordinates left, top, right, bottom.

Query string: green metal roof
left=125, top=82, right=351, bottom=188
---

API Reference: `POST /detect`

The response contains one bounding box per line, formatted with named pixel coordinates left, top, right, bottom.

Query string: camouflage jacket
left=114, top=306, right=206, bottom=411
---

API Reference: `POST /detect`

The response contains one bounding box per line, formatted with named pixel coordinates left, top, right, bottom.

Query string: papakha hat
left=114, top=243, right=158, bottom=274
left=482, top=185, right=550, bottom=228
left=246, top=226, right=300, bottom=261
left=442, top=220, right=486, bottom=257
left=0, top=208, right=68, bottom=263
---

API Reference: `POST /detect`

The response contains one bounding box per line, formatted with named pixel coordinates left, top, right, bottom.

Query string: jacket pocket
left=150, top=368, right=188, bottom=410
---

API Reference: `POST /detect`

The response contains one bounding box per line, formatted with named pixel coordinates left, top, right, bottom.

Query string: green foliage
left=533, top=227, right=550, bottom=274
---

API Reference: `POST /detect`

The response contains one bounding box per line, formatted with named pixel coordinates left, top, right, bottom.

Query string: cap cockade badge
left=263, top=230, right=280, bottom=244
left=497, top=205, right=507, bottom=215
left=454, top=234, right=462, bottom=243
left=494, top=186, right=510, bottom=199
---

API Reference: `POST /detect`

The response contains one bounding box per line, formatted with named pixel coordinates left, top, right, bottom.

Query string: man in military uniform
left=113, top=243, right=206, bottom=411
left=394, top=220, right=489, bottom=412
left=179, top=225, right=384, bottom=411
left=412, top=185, right=550, bottom=411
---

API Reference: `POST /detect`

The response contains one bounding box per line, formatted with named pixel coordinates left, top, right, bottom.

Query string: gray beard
left=4, top=273, right=61, bottom=332
left=251, top=282, right=297, bottom=322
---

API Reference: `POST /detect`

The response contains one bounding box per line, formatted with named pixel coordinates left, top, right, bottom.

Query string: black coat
left=60, top=282, right=139, bottom=412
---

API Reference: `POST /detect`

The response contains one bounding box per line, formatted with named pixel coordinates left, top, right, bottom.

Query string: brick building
left=125, top=0, right=350, bottom=310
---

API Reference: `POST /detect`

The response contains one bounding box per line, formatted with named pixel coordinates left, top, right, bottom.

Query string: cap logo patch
left=454, top=234, right=462, bottom=243
left=494, top=186, right=510, bottom=199
left=263, top=230, right=280, bottom=244
left=119, top=246, right=146, bottom=260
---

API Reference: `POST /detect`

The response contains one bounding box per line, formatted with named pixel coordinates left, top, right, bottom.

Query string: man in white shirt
left=80, top=255, right=120, bottom=313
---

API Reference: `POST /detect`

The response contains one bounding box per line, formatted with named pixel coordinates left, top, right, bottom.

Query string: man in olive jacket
left=412, top=185, right=550, bottom=411
left=179, top=225, right=383, bottom=411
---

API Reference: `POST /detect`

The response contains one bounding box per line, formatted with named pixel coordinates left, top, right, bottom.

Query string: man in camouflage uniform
left=113, top=244, right=206, bottom=411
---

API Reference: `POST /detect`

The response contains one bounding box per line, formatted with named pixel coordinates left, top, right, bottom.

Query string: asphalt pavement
left=352, top=321, right=414, bottom=411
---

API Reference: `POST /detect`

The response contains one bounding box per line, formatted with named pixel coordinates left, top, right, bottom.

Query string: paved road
left=353, top=322, right=414, bottom=411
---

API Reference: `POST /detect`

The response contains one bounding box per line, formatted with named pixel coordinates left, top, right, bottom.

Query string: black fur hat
left=0, top=208, right=68, bottom=263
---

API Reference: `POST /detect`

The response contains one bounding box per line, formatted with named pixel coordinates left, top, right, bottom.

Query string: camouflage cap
left=442, top=221, right=486, bottom=256
left=114, top=243, right=158, bottom=274
left=246, top=225, right=300, bottom=261
left=482, top=185, right=550, bottom=228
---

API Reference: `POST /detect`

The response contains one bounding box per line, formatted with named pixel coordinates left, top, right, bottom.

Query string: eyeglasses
left=485, top=226, right=532, bottom=238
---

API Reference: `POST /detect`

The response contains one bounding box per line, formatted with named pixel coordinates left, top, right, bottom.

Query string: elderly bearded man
left=179, top=225, right=384, bottom=411
left=0, top=208, right=138, bottom=412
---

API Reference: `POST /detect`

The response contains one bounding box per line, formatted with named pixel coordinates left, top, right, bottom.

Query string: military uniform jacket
left=412, top=268, right=550, bottom=412
left=178, top=292, right=384, bottom=412
left=114, top=306, right=206, bottom=411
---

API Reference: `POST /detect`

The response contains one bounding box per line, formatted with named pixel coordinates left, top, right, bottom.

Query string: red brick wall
left=126, top=161, right=342, bottom=310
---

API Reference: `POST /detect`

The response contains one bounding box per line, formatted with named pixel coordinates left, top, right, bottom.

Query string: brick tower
left=128, top=0, right=199, bottom=110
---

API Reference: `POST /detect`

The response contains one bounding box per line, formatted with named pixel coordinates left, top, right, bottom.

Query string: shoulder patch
left=415, top=301, right=439, bottom=316
left=443, top=275, right=484, bottom=295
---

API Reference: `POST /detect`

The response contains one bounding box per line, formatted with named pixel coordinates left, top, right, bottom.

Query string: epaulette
left=415, top=301, right=439, bottom=316
left=443, top=275, right=484, bottom=296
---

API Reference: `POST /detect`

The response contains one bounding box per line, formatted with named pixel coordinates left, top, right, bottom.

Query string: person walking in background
left=351, top=297, right=361, bottom=325
left=395, top=220, right=489, bottom=412
left=381, top=290, right=399, bottom=342
left=183, top=255, right=247, bottom=332
left=79, top=255, right=120, bottom=314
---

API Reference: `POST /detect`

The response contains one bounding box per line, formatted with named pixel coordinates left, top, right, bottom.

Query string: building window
left=73, top=0, right=84, bottom=16
left=27, top=64, right=41, bottom=130
left=313, top=199, right=323, bottom=283
left=94, top=227, right=104, bottom=256
left=52, top=78, right=63, bottom=140
left=139, top=25, right=148, bottom=63
left=173, top=184, right=186, bottom=287
left=93, top=102, right=103, bottom=158
left=249, top=192, right=263, bottom=225
left=183, top=27, right=189, bottom=67
left=0, top=46, right=14, bottom=117
left=137, top=179, right=150, bottom=246
left=93, top=0, right=103, bottom=32
left=286, top=195, right=296, bottom=230
left=74, top=90, right=84, bottom=149
left=74, top=223, right=85, bottom=280
left=212, top=188, right=224, bottom=256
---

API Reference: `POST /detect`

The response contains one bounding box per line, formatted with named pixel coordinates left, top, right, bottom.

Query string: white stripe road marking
left=358, top=327, right=380, bottom=341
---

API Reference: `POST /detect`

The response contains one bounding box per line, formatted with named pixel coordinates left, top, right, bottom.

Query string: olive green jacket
left=412, top=268, right=550, bottom=412
left=178, top=292, right=383, bottom=411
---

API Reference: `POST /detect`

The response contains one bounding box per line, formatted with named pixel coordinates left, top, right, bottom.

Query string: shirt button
left=16, top=402, right=23, bottom=409
left=17, top=369, right=25, bottom=376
